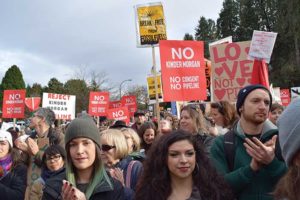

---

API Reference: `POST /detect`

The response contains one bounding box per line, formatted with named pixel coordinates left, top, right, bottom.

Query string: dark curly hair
left=135, top=130, right=234, bottom=200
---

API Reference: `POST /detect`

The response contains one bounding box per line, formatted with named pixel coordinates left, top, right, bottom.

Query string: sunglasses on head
left=101, top=144, right=116, bottom=152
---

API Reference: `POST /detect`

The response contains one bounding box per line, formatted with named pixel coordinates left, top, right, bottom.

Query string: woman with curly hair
left=135, top=130, right=234, bottom=200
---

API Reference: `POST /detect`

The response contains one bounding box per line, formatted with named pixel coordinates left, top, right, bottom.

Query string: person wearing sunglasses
left=179, top=104, right=214, bottom=156
left=42, top=118, right=124, bottom=200
left=30, top=145, right=66, bottom=200
left=100, top=129, right=143, bottom=200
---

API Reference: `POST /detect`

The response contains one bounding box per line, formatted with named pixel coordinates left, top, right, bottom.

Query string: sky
left=0, top=0, right=223, bottom=89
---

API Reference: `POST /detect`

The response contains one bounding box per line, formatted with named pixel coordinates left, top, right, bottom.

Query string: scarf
left=0, top=154, right=12, bottom=178
left=41, top=167, right=65, bottom=182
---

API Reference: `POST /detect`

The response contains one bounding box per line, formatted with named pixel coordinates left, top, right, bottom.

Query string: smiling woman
left=42, top=118, right=124, bottom=200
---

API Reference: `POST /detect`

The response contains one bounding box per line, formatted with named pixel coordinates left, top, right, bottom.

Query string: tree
left=183, top=33, right=194, bottom=40
left=0, top=65, right=26, bottom=110
left=126, top=85, right=148, bottom=110
left=64, top=79, right=89, bottom=114
left=44, top=78, right=65, bottom=94
left=27, top=83, right=43, bottom=97
left=194, top=16, right=217, bottom=58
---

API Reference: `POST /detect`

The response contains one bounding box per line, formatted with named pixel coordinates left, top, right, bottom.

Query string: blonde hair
left=100, top=129, right=129, bottom=159
left=120, top=128, right=141, bottom=152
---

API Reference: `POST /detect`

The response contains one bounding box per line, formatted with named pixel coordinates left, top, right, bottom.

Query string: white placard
left=248, top=30, right=277, bottom=63
left=42, top=93, right=76, bottom=120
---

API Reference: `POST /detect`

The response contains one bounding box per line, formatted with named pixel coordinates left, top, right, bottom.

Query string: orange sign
left=159, top=40, right=207, bottom=102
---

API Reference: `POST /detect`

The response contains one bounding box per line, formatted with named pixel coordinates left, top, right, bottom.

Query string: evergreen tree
left=44, top=78, right=65, bottom=94
left=183, top=33, right=194, bottom=40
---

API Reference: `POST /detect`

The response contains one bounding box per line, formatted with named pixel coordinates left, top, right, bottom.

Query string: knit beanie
left=277, top=97, right=300, bottom=166
left=236, top=84, right=272, bottom=115
left=65, top=118, right=100, bottom=148
left=0, top=130, right=13, bottom=148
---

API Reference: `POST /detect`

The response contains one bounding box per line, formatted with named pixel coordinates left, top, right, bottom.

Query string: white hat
left=0, top=130, right=13, bottom=148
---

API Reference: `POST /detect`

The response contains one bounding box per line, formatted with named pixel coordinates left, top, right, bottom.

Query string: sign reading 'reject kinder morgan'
left=42, top=93, right=76, bottom=120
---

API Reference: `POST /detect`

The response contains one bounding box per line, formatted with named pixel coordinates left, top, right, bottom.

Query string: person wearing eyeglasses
left=135, top=130, right=234, bottom=200
left=30, top=145, right=66, bottom=200
left=42, top=118, right=124, bottom=200
left=100, top=129, right=143, bottom=200
left=179, top=104, right=215, bottom=156
left=209, top=101, right=238, bottom=136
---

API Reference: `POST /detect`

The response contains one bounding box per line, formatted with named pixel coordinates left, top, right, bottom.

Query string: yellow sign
left=147, top=75, right=162, bottom=99
left=135, top=2, right=167, bottom=47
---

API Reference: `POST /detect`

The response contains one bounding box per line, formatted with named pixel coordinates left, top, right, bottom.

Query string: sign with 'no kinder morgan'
left=42, top=93, right=76, bottom=120
left=107, top=106, right=130, bottom=124
left=2, top=89, right=26, bottom=118
left=88, top=91, right=109, bottom=116
left=159, top=40, right=207, bottom=102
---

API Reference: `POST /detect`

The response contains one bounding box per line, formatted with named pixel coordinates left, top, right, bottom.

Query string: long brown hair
left=210, top=101, right=238, bottom=128
left=180, top=105, right=207, bottom=134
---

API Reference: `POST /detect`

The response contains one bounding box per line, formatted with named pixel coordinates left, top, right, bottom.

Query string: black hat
left=236, top=84, right=272, bottom=115
left=109, top=120, right=128, bottom=129
left=134, top=110, right=145, bottom=117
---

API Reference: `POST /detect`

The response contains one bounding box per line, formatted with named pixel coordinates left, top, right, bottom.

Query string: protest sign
left=134, top=2, right=167, bottom=47
left=121, top=95, right=137, bottom=117
left=248, top=30, right=277, bottom=63
left=25, top=97, right=41, bottom=112
left=88, top=91, right=109, bottom=116
left=109, top=100, right=122, bottom=109
left=107, top=106, right=130, bottom=124
left=160, top=40, right=207, bottom=102
left=2, top=89, right=26, bottom=118
left=280, top=89, right=291, bottom=106
left=209, top=41, right=253, bottom=102
left=147, top=74, right=163, bottom=100
left=42, top=93, right=76, bottom=120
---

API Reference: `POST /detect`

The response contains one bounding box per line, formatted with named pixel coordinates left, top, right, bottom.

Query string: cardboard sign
left=209, top=41, right=253, bottom=102
left=134, top=2, right=167, bottom=47
left=147, top=74, right=163, bottom=100
left=248, top=30, right=277, bottom=63
left=109, top=100, right=122, bottom=109
left=121, top=95, right=137, bottom=117
left=88, top=91, right=109, bottom=116
left=107, top=107, right=130, bottom=124
left=25, top=97, right=41, bottom=111
left=2, top=90, right=26, bottom=118
left=159, top=40, right=207, bottom=102
left=42, top=93, right=76, bottom=120
left=280, top=89, right=291, bottom=106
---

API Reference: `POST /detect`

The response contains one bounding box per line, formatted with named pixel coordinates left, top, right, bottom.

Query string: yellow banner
left=135, top=2, right=167, bottom=47
left=147, top=75, right=162, bottom=99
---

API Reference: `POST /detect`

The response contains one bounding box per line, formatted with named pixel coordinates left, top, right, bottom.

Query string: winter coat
left=210, top=120, right=287, bottom=200
left=42, top=170, right=124, bottom=200
left=0, top=164, right=27, bottom=200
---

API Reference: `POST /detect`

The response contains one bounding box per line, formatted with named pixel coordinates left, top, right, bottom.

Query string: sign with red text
left=109, top=100, right=122, bottom=109
left=25, top=97, right=41, bottom=111
left=42, top=93, right=76, bottom=120
left=280, top=89, right=290, bottom=106
left=209, top=41, right=253, bottom=102
left=159, top=40, right=207, bottom=101
left=88, top=92, right=109, bottom=116
left=2, top=90, right=26, bottom=118
left=107, top=107, right=130, bottom=124
left=121, top=95, right=137, bottom=117
left=248, top=30, right=277, bottom=63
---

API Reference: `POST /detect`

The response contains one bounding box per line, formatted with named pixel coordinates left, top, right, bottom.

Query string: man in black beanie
left=210, top=84, right=287, bottom=200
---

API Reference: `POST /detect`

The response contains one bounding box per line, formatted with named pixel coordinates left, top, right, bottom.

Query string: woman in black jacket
left=42, top=118, right=124, bottom=200
left=0, top=130, right=27, bottom=200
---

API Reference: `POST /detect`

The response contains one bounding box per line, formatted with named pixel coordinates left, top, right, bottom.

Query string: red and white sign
left=107, top=107, right=130, bottom=124
left=88, top=92, right=109, bottom=116
left=2, top=90, right=26, bottom=118
left=109, top=100, right=122, bottom=109
left=121, top=95, right=137, bottom=117
left=280, top=89, right=290, bottom=106
left=159, top=40, right=207, bottom=101
left=209, top=41, right=253, bottom=102
left=42, top=93, right=76, bottom=120
left=25, top=97, right=41, bottom=111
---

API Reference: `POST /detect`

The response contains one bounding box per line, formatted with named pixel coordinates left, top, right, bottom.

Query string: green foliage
left=44, top=78, right=65, bottom=94
left=183, top=33, right=194, bottom=40
left=64, top=79, right=89, bottom=114
left=27, top=83, right=43, bottom=97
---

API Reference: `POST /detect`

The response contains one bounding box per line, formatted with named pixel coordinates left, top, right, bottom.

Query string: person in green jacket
left=210, top=84, right=287, bottom=200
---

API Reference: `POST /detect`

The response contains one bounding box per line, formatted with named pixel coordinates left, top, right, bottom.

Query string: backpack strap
left=125, top=160, right=137, bottom=188
left=224, top=130, right=236, bottom=172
